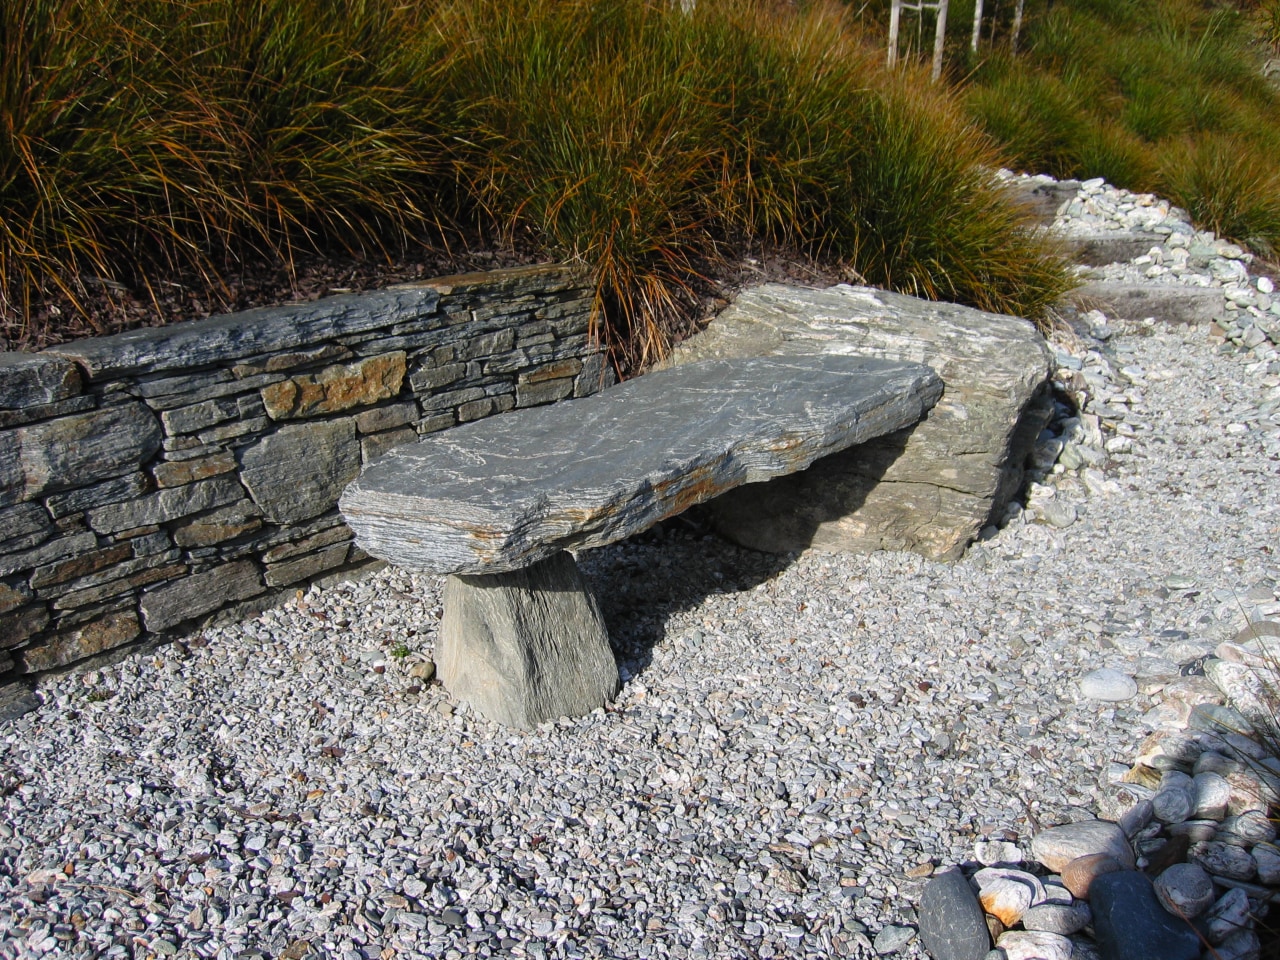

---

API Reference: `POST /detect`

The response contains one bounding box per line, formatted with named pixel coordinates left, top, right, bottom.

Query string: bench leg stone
left=439, top=551, right=619, bottom=728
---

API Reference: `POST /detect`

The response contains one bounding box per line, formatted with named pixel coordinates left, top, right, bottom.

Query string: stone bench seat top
left=339, top=354, right=942, bottom=575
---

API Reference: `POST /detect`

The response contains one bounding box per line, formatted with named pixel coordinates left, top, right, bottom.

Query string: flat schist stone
left=340, top=355, right=942, bottom=575
left=665, top=283, right=1053, bottom=560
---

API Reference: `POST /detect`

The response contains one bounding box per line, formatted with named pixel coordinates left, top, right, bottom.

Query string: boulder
left=439, top=551, right=618, bottom=728
left=667, top=284, right=1053, bottom=560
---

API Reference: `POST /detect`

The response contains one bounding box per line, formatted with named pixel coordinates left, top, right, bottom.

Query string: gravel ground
left=3, top=182, right=1280, bottom=959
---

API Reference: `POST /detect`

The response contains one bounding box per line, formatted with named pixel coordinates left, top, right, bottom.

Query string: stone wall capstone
left=0, top=264, right=613, bottom=680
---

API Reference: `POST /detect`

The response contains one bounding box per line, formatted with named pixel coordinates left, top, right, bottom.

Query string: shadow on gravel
left=577, top=506, right=795, bottom=683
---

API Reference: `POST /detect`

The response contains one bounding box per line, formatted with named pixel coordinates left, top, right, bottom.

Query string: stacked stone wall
left=0, top=264, right=612, bottom=679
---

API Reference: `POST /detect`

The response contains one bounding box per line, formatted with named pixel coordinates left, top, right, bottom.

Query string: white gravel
left=3, top=177, right=1280, bottom=959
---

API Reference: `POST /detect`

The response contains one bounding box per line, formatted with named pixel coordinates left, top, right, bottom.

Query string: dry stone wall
left=0, top=264, right=611, bottom=680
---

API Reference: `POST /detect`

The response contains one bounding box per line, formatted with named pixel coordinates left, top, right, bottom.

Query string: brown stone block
left=0, top=604, right=49, bottom=648
left=261, top=352, right=406, bottom=420
left=31, top=543, right=133, bottom=590
left=153, top=451, right=236, bottom=489
left=53, top=562, right=186, bottom=611
left=173, top=502, right=262, bottom=548
left=520, top=358, right=583, bottom=385
left=17, top=611, right=140, bottom=672
left=0, top=580, right=32, bottom=614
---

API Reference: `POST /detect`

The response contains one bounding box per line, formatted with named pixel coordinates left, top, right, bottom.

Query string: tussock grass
left=2, top=0, right=1073, bottom=364
left=963, top=0, right=1280, bottom=255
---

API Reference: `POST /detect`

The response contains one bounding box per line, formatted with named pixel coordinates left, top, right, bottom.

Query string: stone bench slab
left=340, top=355, right=942, bottom=576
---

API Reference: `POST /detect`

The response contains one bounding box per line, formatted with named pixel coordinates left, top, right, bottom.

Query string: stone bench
left=339, top=354, right=942, bottom=727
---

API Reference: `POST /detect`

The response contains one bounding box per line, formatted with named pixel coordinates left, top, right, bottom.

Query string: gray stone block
left=52, top=557, right=186, bottom=610
left=0, top=502, right=52, bottom=545
left=264, top=542, right=350, bottom=587
left=0, top=395, right=95, bottom=430
left=44, top=472, right=149, bottom=519
left=1072, top=281, right=1226, bottom=326
left=440, top=551, right=618, bottom=728
left=0, top=354, right=81, bottom=409
left=160, top=396, right=241, bottom=436
left=0, top=403, right=162, bottom=507
left=0, top=532, right=99, bottom=578
left=1068, top=231, right=1165, bottom=266
left=0, top=604, right=50, bottom=648
left=238, top=419, right=360, bottom=524
left=361, top=426, right=417, bottom=464
left=668, top=284, right=1053, bottom=561
left=43, top=286, right=442, bottom=379
left=139, top=558, right=264, bottom=632
left=515, top=378, right=573, bottom=408
left=342, top=354, right=941, bottom=576
left=87, top=474, right=244, bottom=534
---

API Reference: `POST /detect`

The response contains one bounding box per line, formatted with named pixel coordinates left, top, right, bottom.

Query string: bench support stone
left=439, top=551, right=618, bottom=728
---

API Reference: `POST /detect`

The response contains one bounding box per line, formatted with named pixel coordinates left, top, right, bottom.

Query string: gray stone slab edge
left=0, top=264, right=610, bottom=682
left=339, top=355, right=943, bottom=575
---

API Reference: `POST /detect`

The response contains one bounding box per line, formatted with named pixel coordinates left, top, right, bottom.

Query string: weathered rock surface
left=917, top=869, right=991, bottom=960
left=260, top=351, right=406, bottom=420
left=1089, top=871, right=1200, bottom=960
left=239, top=420, right=362, bottom=524
left=666, top=284, right=1052, bottom=561
left=0, top=403, right=161, bottom=507
left=439, top=552, right=618, bottom=728
left=0, top=354, right=81, bottom=408
left=342, top=355, right=942, bottom=576
left=43, top=287, right=441, bottom=379
left=1072, top=281, right=1226, bottom=326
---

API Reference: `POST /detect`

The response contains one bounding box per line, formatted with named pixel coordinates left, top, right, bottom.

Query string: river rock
left=1219, top=811, right=1277, bottom=846
left=1251, top=843, right=1280, bottom=884
left=342, top=355, right=942, bottom=575
left=973, top=841, right=1022, bottom=866
left=1089, top=870, right=1200, bottom=960
left=973, top=869, right=1042, bottom=926
left=664, top=284, right=1053, bottom=561
left=1203, top=887, right=1252, bottom=945
left=1152, top=771, right=1196, bottom=823
left=1215, top=928, right=1262, bottom=960
left=1152, top=863, right=1216, bottom=919
left=1061, top=854, right=1125, bottom=900
left=1019, top=901, right=1091, bottom=936
left=917, top=869, right=991, bottom=960
left=1032, top=821, right=1136, bottom=873
left=1189, top=840, right=1257, bottom=881
left=1193, top=772, right=1232, bottom=820
left=1079, top=668, right=1138, bottom=701
left=995, top=930, right=1072, bottom=960
left=438, top=552, right=619, bottom=729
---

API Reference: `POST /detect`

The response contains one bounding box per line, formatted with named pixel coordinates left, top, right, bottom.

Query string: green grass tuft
left=963, top=0, right=1280, bottom=256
